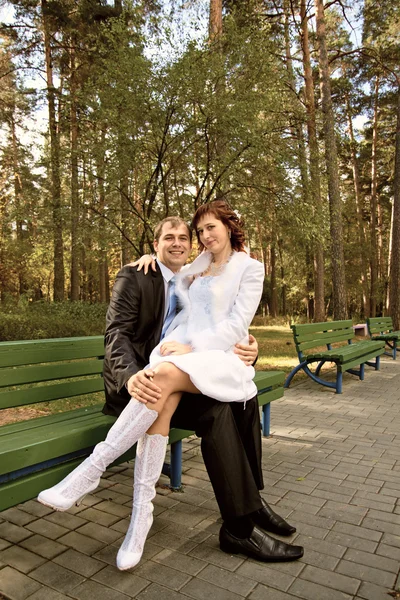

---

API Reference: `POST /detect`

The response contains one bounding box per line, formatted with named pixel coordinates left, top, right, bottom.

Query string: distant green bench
left=367, top=317, right=400, bottom=360
left=285, top=320, right=385, bottom=394
left=0, top=336, right=285, bottom=512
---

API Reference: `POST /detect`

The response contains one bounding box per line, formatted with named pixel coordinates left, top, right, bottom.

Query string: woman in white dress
left=38, top=200, right=265, bottom=570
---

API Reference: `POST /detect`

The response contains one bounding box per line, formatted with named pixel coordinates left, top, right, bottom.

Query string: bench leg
left=359, top=363, right=365, bottom=381
left=284, top=361, right=307, bottom=388
left=387, top=341, right=396, bottom=360
left=375, top=355, right=380, bottom=370
left=336, top=371, right=343, bottom=394
left=315, top=360, right=325, bottom=376
left=169, top=440, right=182, bottom=490
left=262, top=403, right=270, bottom=437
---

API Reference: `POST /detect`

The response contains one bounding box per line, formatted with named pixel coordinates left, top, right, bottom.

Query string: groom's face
left=154, top=223, right=191, bottom=273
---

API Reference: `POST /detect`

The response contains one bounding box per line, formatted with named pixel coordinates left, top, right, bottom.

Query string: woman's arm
left=127, top=255, right=156, bottom=274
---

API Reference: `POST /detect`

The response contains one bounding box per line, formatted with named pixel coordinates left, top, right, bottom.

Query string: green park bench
left=367, top=316, right=400, bottom=360
left=0, top=336, right=285, bottom=512
left=285, top=320, right=385, bottom=394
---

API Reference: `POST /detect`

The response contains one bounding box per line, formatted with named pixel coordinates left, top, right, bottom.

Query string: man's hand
left=234, top=334, right=258, bottom=366
left=127, top=255, right=156, bottom=275
left=127, top=369, right=161, bottom=404
left=160, top=341, right=192, bottom=356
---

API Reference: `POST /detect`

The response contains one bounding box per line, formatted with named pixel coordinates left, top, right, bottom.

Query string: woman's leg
left=38, top=363, right=195, bottom=512
left=116, top=365, right=198, bottom=570
left=38, top=399, right=159, bottom=510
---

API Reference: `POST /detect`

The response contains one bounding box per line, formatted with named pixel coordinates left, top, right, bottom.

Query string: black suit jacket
left=102, top=264, right=165, bottom=417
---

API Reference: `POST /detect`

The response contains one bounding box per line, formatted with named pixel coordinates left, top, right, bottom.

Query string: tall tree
left=300, top=0, right=325, bottom=321
left=314, top=0, right=347, bottom=319
left=41, top=0, right=64, bottom=300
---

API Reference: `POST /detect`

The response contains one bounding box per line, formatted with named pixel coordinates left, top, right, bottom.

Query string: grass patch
left=250, top=325, right=299, bottom=373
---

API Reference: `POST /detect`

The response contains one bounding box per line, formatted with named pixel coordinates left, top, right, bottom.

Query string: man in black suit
left=102, top=216, right=302, bottom=562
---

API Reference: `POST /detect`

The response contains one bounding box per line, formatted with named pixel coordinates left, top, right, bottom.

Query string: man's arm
left=105, top=267, right=162, bottom=403
left=126, top=369, right=161, bottom=404
left=234, top=334, right=258, bottom=366
left=104, top=267, right=142, bottom=393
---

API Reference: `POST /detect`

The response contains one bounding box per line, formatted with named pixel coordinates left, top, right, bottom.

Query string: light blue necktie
left=161, top=277, right=177, bottom=340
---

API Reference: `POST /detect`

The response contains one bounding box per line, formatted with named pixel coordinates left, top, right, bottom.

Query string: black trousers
left=170, top=394, right=264, bottom=520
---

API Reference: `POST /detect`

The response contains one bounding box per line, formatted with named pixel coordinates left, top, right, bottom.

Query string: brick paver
left=1, top=358, right=400, bottom=599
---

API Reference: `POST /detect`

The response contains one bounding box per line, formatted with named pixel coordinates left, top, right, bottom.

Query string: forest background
left=1, top=0, right=400, bottom=342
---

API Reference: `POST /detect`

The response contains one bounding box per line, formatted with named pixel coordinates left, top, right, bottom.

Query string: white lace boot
left=38, top=400, right=158, bottom=511
left=116, top=433, right=168, bottom=570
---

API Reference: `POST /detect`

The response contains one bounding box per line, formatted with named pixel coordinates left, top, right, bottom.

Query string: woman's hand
left=127, top=255, right=156, bottom=274
left=160, top=341, right=192, bottom=356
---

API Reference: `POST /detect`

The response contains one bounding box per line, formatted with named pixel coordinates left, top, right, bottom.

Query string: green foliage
left=0, top=301, right=107, bottom=341
left=1, top=0, right=399, bottom=321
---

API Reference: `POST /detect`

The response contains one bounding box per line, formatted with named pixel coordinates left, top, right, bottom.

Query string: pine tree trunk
left=120, top=175, right=130, bottom=266
left=0, top=192, right=8, bottom=303
left=345, top=93, right=369, bottom=318
left=270, top=243, right=278, bottom=318
left=370, top=76, right=380, bottom=317
left=389, top=84, right=400, bottom=330
left=306, top=247, right=315, bottom=321
left=42, top=0, right=64, bottom=301
left=97, top=130, right=109, bottom=303
left=387, top=199, right=394, bottom=313
left=11, top=114, right=27, bottom=297
left=300, top=0, right=325, bottom=322
left=377, top=198, right=386, bottom=312
left=277, top=238, right=286, bottom=316
left=314, top=0, right=347, bottom=319
left=70, top=44, right=80, bottom=301
left=209, top=0, right=222, bottom=43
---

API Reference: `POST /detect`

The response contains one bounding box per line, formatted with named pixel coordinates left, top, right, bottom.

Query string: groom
left=102, top=216, right=303, bottom=562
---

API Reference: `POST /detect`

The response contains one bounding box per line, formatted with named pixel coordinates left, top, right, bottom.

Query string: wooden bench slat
left=294, top=330, right=352, bottom=346
left=254, top=371, right=285, bottom=389
left=307, top=341, right=384, bottom=362
left=0, top=416, right=115, bottom=475
left=0, top=411, right=111, bottom=451
left=0, top=378, right=104, bottom=410
left=258, top=386, right=284, bottom=405
left=290, top=320, right=353, bottom=334
left=0, top=405, right=104, bottom=437
left=0, top=337, right=104, bottom=368
left=0, top=360, right=104, bottom=388
left=297, top=334, right=351, bottom=352
left=337, top=348, right=385, bottom=372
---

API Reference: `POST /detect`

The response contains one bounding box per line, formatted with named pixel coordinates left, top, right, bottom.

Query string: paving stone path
left=1, top=358, right=400, bottom=600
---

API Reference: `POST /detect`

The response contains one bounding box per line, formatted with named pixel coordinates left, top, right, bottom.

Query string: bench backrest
left=0, top=336, right=104, bottom=410
left=290, top=320, right=354, bottom=357
left=367, top=317, right=394, bottom=335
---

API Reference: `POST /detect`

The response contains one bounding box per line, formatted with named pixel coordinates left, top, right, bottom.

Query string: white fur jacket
left=164, top=250, right=265, bottom=353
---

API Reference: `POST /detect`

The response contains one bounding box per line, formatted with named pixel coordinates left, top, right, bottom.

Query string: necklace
left=208, top=251, right=234, bottom=276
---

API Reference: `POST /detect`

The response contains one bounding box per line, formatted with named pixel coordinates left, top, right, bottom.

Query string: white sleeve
left=189, top=260, right=264, bottom=352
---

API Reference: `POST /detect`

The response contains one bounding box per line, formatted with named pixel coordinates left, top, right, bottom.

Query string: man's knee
left=195, top=401, right=236, bottom=438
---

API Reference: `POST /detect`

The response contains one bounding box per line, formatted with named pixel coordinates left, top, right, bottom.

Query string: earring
left=228, top=230, right=231, bottom=238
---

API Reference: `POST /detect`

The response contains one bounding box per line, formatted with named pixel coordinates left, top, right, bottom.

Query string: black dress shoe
left=252, top=499, right=296, bottom=536
left=219, top=524, right=304, bottom=562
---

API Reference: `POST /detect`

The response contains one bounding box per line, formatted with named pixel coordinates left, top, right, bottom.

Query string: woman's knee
left=153, top=362, right=180, bottom=388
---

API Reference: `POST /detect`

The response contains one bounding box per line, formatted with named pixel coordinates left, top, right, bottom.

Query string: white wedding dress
left=148, top=251, right=264, bottom=403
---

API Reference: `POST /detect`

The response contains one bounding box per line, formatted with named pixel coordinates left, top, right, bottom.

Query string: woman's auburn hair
left=191, top=199, right=246, bottom=253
